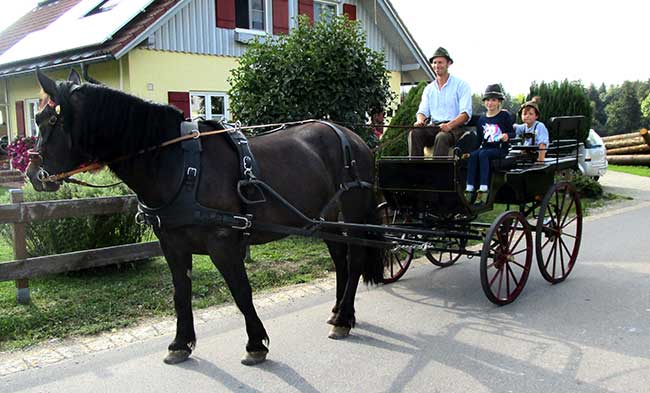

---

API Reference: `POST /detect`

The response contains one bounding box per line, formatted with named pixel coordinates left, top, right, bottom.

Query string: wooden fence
left=0, top=189, right=163, bottom=304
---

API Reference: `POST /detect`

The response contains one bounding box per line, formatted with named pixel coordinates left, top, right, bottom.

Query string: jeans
left=466, top=147, right=507, bottom=188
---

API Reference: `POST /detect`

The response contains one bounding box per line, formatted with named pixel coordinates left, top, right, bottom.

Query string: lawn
left=608, top=164, right=650, bottom=178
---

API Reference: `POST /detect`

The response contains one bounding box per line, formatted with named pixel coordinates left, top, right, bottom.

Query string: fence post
left=10, top=189, right=30, bottom=304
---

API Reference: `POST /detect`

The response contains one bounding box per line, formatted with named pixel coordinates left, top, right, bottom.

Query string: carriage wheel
left=377, top=202, right=414, bottom=284
left=425, top=238, right=465, bottom=268
left=536, top=182, right=582, bottom=283
left=480, top=211, right=532, bottom=305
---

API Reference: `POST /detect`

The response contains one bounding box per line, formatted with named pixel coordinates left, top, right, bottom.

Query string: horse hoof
left=241, top=350, right=268, bottom=366
left=164, top=350, right=191, bottom=365
left=326, top=314, right=337, bottom=325
left=328, top=326, right=351, bottom=340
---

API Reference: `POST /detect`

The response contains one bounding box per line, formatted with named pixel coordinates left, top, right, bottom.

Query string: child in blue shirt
left=465, top=84, right=515, bottom=194
left=513, top=97, right=549, bottom=162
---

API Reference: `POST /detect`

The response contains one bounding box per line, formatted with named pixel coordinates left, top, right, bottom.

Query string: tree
left=376, top=81, right=427, bottom=157
left=587, top=83, right=607, bottom=131
left=527, top=80, right=593, bottom=142
left=228, top=15, right=394, bottom=145
left=641, top=93, right=650, bottom=121
left=604, top=81, right=641, bottom=135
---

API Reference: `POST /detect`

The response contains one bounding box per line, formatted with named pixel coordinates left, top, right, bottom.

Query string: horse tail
left=361, top=192, right=385, bottom=285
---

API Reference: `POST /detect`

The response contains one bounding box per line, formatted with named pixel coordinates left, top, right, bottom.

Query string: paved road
left=2, top=172, right=650, bottom=392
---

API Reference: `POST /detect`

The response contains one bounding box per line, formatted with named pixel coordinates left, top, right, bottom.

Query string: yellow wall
left=127, top=48, right=238, bottom=105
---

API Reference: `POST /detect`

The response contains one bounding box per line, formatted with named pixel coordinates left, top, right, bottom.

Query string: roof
left=0, top=0, right=179, bottom=77
left=0, top=0, right=83, bottom=55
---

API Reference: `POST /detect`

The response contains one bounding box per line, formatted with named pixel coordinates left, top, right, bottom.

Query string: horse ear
left=68, top=68, right=82, bottom=85
left=36, top=67, right=57, bottom=98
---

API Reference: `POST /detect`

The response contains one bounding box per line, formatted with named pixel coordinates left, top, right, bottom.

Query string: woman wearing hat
left=466, top=84, right=515, bottom=198
left=408, top=47, right=473, bottom=157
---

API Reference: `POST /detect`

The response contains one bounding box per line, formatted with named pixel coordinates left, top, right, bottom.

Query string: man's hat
left=428, top=47, right=453, bottom=64
left=482, top=84, right=505, bottom=101
left=519, top=96, right=541, bottom=117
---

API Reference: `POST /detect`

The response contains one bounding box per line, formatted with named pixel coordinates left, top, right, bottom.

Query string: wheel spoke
left=489, top=264, right=501, bottom=287
left=545, top=237, right=558, bottom=269
left=507, top=263, right=520, bottom=289
left=497, top=264, right=505, bottom=299
left=561, top=215, right=578, bottom=229
left=509, top=230, right=526, bottom=254
left=558, top=236, right=566, bottom=277
left=562, top=232, right=577, bottom=239
left=560, top=198, right=575, bottom=228
left=511, top=248, right=529, bottom=256
left=560, top=237, right=573, bottom=262
left=539, top=235, right=553, bottom=251
left=552, top=237, right=558, bottom=278
left=510, top=260, right=529, bottom=271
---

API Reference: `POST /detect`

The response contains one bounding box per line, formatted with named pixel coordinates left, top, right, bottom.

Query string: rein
left=36, top=118, right=437, bottom=186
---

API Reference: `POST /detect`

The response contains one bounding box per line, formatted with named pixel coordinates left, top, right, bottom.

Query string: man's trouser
left=408, top=126, right=472, bottom=156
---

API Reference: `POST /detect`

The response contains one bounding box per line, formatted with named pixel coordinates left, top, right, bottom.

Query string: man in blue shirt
left=408, top=47, right=473, bottom=156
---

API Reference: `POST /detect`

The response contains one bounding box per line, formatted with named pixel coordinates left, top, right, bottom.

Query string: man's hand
left=501, top=134, right=509, bottom=142
left=413, top=120, right=425, bottom=127
left=439, top=122, right=453, bottom=132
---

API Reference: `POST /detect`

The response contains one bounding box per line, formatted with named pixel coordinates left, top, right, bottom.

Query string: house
left=0, top=0, right=434, bottom=144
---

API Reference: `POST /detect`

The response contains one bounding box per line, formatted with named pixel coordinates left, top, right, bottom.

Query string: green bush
left=376, top=81, right=428, bottom=157
left=0, top=170, right=150, bottom=257
left=228, top=15, right=394, bottom=146
left=527, top=80, right=593, bottom=142
left=571, top=174, right=603, bottom=199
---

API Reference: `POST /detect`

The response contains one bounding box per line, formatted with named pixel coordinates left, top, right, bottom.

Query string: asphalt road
left=2, top=193, right=650, bottom=393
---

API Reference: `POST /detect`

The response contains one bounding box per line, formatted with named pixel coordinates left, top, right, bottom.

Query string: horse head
left=26, top=68, right=89, bottom=192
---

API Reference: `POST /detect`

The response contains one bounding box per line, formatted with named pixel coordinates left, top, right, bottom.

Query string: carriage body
left=377, top=116, right=585, bottom=305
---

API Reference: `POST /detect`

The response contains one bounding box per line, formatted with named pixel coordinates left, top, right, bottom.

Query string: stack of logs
left=604, top=128, right=650, bottom=165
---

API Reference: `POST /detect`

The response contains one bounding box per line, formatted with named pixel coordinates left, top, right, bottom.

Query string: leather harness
left=136, top=120, right=371, bottom=234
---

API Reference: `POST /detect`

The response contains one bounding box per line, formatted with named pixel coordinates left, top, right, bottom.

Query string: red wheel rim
left=481, top=211, right=532, bottom=305
left=377, top=202, right=414, bottom=284
left=536, top=182, right=582, bottom=283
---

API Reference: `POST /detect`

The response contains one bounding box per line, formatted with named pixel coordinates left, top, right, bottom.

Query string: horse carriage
left=28, top=69, right=584, bottom=365
left=377, top=115, right=584, bottom=305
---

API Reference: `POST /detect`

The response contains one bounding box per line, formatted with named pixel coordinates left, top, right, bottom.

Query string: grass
left=0, top=236, right=332, bottom=352
left=608, top=164, right=650, bottom=178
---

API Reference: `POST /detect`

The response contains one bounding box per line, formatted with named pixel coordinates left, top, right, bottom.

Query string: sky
left=390, top=0, right=650, bottom=95
left=1, top=0, right=648, bottom=96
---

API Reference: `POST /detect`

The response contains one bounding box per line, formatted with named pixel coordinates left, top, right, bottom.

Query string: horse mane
left=58, top=82, right=185, bottom=162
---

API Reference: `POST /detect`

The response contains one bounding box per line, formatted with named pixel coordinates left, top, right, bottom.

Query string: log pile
left=604, top=129, right=650, bottom=165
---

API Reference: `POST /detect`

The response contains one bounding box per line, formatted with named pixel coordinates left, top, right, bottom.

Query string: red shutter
left=298, top=0, right=313, bottom=23
left=15, top=101, right=25, bottom=138
left=168, top=92, right=190, bottom=119
left=216, top=0, right=236, bottom=29
left=273, top=0, right=289, bottom=34
left=343, top=4, right=356, bottom=20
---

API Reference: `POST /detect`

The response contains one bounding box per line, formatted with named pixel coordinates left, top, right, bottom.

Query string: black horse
left=27, top=69, right=384, bottom=365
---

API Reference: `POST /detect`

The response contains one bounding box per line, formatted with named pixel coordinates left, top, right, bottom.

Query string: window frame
left=313, top=0, right=341, bottom=23
left=24, top=98, right=40, bottom=137
left=189, top=91, right=229, bottom=122
left=234, top=0, right=273, bottom=34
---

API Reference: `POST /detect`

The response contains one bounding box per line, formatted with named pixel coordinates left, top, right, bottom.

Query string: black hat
left=482, top=84, right=505, bottom=101
left=428, top=47, right=453, bottom=64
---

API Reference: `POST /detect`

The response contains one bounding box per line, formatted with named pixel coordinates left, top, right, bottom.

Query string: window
left=314, top=0, right=338, bottom=23
left=190, top=92, right=229, bottom=121
left=235, top=0, right=268, bottom=31
left=25, top=98, right=40, bottom=137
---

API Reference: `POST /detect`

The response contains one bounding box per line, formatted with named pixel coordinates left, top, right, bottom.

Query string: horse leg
left=324, top=240, right=356, bottom=328
left=327, top=190, right=384, bottom=339
left=207, top=238, right=269, bottom=366
left=160, top=244, right=196, bottom=364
